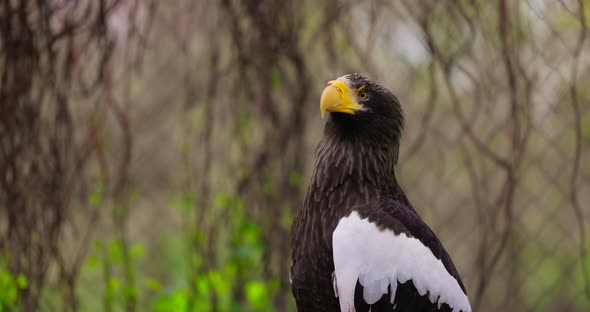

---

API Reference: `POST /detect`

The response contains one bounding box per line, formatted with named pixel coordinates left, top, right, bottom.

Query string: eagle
left=290, top=74, right=471, bottom=312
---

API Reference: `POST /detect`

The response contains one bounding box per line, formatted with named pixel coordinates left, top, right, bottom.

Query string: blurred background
left=0, top=0, right=589, bottom=311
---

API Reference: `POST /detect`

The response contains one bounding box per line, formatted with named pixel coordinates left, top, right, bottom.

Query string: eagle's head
left=320, top=73, right=404, bottom=148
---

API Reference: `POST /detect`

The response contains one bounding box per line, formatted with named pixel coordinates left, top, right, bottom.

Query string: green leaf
left=288, top=171, right=304, bottom=187
left=214, top=193, right=233, bottom=209
left=180, top=142, right=190, bottom=155
left=131, top=244, right=145, bottom=259
left=151, top=289, right=188, bottom=312
left=241, top=222, right=261, bottom=244
left=193, top=229, right=206, bottom=245
left=108, top=277, right=121, bottom=291
left=245, top=280, right=268, bottom=308
left=281, top=209, right=293, bottom=231
left=145, top=277, right=161, bottom=291
left=88, top=182, right=104, bottom=206
left=113, top=204, right=127, bottom=217
left=195, top=276, right=210, bottom=296
left=168, top=192, right=196, bottom=212
left=262, top=180, right=276, bottom=196
left=109, top=239, right=124, bottom=264
left=86, top=255, right=100, bottom=269
left=124, top=285, right=138, bottom=300
left=208, top=270, right=230, bottom=297
left=270, top=67, right=281, bottom=89
left=0, top=270, right=12, bottom=287
left=130, top=188, right=141, bottom=202
left=15, top=274, right=27, bottom=289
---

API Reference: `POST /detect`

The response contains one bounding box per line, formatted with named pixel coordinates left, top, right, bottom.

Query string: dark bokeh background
left=1, top=1, right=589, bottom=311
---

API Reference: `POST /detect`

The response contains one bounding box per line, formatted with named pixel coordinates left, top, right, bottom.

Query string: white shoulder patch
left=332, top=211, right=471, bottom=312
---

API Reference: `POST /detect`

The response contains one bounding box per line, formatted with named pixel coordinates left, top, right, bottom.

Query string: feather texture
left=333, top=211, right=471, bottom=312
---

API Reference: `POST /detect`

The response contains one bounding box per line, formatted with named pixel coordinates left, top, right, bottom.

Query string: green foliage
left=151, top=289, right=189, bottom=312
left=85, top=238, right=145, bottom=311
left=245, top=280, right=275, bottom=311
left=148, top=192, right=278, bottom=311
left=262, top=180, right=276, bottom=197
left=170, top=191, right=197, bottom=213
left=288, top=171, right=304, bottom=188
left=0, top=266, right=27, bottom=311
left=88, top=181, right=104, bottom=206
left=280, top=208, right=293, bottom=232
left=521, top=238, right=590, bottom=310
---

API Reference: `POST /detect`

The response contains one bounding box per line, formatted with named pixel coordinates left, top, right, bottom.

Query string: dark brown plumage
left=290, top=74, right=469, bottom=312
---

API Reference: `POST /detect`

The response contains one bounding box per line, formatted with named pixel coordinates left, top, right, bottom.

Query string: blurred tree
left=0, top=0, right=589, bottom=311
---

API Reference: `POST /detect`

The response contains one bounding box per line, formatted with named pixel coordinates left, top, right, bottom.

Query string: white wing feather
left=332, top=211, right=471, bottom=312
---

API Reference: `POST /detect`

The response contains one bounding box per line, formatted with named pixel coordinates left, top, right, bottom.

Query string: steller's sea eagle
left=290, top=74, right=471, bottom=312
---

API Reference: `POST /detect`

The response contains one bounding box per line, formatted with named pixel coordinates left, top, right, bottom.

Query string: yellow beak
left=320, top=80, right=363, bottom=118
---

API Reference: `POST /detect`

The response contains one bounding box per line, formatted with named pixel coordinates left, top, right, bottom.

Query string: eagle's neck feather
left=306, top=135, right=402, bottom=213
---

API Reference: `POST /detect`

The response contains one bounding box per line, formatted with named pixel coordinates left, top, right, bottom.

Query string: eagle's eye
left=358, top=91, right=368, bottom=101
